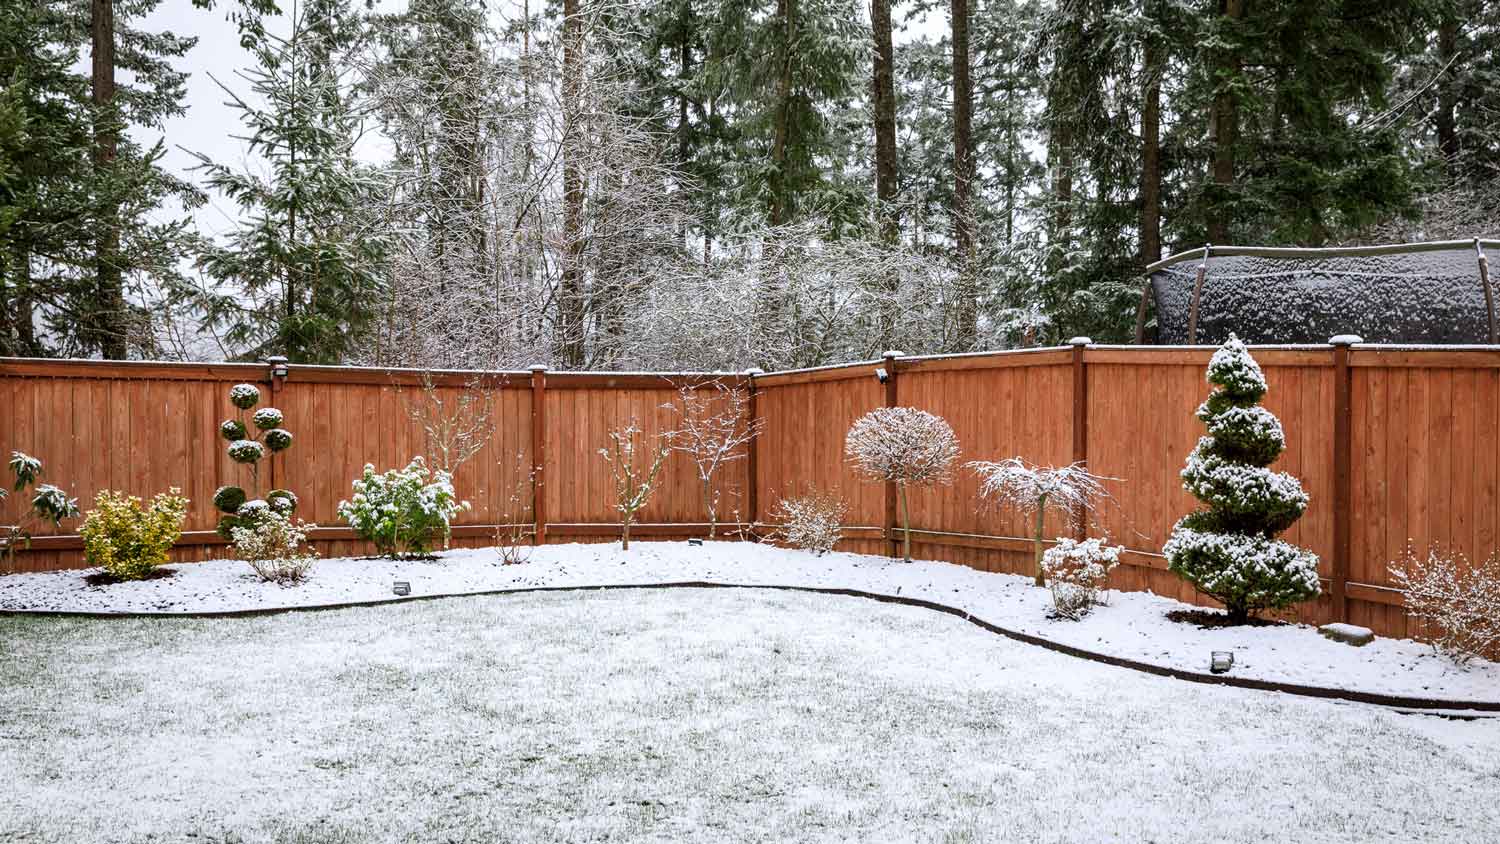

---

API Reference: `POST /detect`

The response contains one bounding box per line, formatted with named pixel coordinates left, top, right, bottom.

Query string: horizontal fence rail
left=5, top=342, right=1500, bottom=641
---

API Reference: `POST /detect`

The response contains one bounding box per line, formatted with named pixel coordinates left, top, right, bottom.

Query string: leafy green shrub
left=337, top=457, right=469, bottom=557
left=79, top=489, right=189, bottom=581
left=2, top=451, right=80, bottom=564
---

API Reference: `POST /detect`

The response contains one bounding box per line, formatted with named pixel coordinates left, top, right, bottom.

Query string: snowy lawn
left=2, top=541, right=1498, bottom=705
left=3, top=587, right=1498, bottom=843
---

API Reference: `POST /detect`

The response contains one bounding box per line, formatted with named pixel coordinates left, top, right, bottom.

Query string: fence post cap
left=527, top=364, right=549, bottom=372
left=1329, top=334, right=1363, bottom=346
left=743, top=367, right=764, bottom=376
left=881, top=350, right=906, bottom=359
left=1067, top=336, right=1092, bottom=347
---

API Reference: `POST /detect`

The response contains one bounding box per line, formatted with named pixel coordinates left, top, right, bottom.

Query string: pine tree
left=188, top=0, right=388, bottom=364
left=1164, top=336, right=1321, bottom=622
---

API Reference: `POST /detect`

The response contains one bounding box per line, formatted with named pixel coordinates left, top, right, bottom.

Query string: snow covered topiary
left=252, top=407, right=284, bottom=430
left=845, top=407, right=960, bottom=561
left=263, top=428, right=293, bottom=452
left=1041, top=537, right=1122, bottom=620
left=229, top=384, right=261, bottom=409
left=228, top=439, right=265, bottom=464
left=266, top=489, right=298, bottom=514
left=220, top=419, right=248, bottom=441
left=213, top=485, right=247, bottom=514
left=1164, top=336, right=1320, bottom=623
left=337, top=458, right=470, bottom=557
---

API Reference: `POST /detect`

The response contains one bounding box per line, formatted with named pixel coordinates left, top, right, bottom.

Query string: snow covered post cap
left=1328, top=335, right=1363, bottom=346
left=527, top=364, right=548, bottom=372
left=881, top=350, right=906, bottom=359
left=743, top=367, right=764, bottom=377
left=1068, top=336, right=1092, bottom=347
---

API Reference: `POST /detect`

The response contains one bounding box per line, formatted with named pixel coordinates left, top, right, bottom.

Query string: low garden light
left=393, top=581, right=410, bottom=596
left=1210, top=651, right=1234, bottom=674
left=687, top=538, right=704, bottom=547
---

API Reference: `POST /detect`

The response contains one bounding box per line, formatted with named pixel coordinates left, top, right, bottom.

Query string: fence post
left=881, top=350, right=902, bottom=558
left=1330, top=334, right=1360, bottom=622
left=1069, top=337, right=1091, bottom=540
left=265, top=356, right=288, bottom=494
left=529, top=365, right=548, bottom=546
left=744, top=368, right=763, bottom=533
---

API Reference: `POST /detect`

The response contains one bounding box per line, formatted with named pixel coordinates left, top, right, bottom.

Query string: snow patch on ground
left=2, top=540, right=1497, bottom=703
left=2, top=588, right=1498, bottom=842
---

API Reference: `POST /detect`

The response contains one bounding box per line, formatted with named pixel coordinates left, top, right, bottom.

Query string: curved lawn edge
left=6, top=580, right=1499, bottom=717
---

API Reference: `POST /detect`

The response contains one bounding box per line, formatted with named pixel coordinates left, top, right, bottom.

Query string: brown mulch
left=1165, top=608, right=1286, bottom=629
left=83, top=568, right=180, bottom=587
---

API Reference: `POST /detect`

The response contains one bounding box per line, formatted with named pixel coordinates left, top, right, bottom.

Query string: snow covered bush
left=1390, top=548, right=1500, bottom=664
left=337, top=457, right=469, bottom=558
left=968, top=458, right=1112, bottom=586
left=231, top=508, right=319, bottom=584
left=1041, top=537, right=1122, bottom=619
left=845, top=407, right=960, bottom=561
left=770, top=489, right=849, bottom=555
left=2, top=451, right=80, bottom=564
left=79, top=489, right=188, bottom=581
left=1163, top=336, right=1320, bottom=623
left=216, top=382, right=296, bottom=540
left=601, top=422, right=671, bottom=550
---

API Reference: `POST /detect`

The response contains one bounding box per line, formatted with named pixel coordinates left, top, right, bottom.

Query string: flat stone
left=1319, top=623, right=1375, bottom=647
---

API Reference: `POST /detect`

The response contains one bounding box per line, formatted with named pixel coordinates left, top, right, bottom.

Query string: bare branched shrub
left=969, top=458, right=1115, bottom=586
left=1390, top=547, right=1500, bottom=664
left=1041, top=537, right=1122, bottom=620
left=231, top=510, right=319, bottom=585
left=770, top=489, right=849, bottom=555
left=665, top=380, right=763, bottom=538
left=405, top=372, right=496, bottom=474
left=601, top=421, right=671, bottom=550
left=497, top=451, right=535, bottom=565
left=845, top=407, right=960, bottom=561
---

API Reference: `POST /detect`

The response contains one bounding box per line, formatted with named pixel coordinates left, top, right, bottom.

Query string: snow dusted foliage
left=845, top=408, right=960, bottom=560
left=600, top=422, right=672, bottom=550
left=227, top=440, right=265, bottom=465
left=231, top=508, right=319, bottom=585
left=252, top=408, right=284, bottom=430
left=1390, top=548, right=1500, bottom=664
left=337, top=458, right=470, bottom=558
left=770, top=489, right=849, bottom=555
left=968, top=458, right=1113, bottom=586
left=1041, top=537, right=1122, bottom=620
left=2, top=452, right=79, bottom=565
left=229, top=384, right=261, bottom=410
left=1165, top=336, right=1319, bottom=622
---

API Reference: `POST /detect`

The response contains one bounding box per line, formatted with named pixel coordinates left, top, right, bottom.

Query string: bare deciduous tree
left=404, top=372, right=496, bottom=474
left=844, top=407, right=960, bottom=561
left=968, top=458, right=1114, bottom=586
left=665, top=380, right=763, bottom=538
left=601, top=420, right=670, bottom=550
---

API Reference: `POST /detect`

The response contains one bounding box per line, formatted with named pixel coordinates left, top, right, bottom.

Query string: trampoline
left=1136, top=239, right=1500, bottom=345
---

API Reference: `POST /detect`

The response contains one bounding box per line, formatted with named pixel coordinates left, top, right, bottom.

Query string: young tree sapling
left=844, top=407, right=960, bottom=561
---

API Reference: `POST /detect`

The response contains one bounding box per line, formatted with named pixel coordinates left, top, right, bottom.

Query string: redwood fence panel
left=5, top=344, right=1500, bottom=642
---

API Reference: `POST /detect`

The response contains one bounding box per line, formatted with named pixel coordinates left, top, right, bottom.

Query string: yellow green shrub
left=79, top=489, right=189, bottom=581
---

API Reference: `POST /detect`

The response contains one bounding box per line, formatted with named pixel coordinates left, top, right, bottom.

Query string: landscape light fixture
left=1210, top=651, right=1234, bottom=674
left=266, top=356, right=289, bottom=378
left=393, top=581, right=411, bottom=596
left=687, top=538, right=704, bottom=547
left=874, top=367, right=889, bottom=383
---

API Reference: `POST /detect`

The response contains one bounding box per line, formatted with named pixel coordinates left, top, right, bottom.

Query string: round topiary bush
left=263, top=429, right=293, bottom=452
left=220, top=419, right=248, bottom=441
left=252, top=407, right=284, bottom=430
left=213, top=485, right=247, bottom=514
left=228, top=439, right=265, bottom=464
left=267, top=489, right=298, bottom=513
left=229, top=384, right=261, bottom=410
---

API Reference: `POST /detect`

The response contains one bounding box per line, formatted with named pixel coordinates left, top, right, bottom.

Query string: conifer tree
left=1164, top=336, right=1320, bottom=622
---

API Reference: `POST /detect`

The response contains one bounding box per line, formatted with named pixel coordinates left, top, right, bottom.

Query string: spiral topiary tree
left=1163, top=336, right=1321, bottom=623
left=215, top=382, right=298, bottom=539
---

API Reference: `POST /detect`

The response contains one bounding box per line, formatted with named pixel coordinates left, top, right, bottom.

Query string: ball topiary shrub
left=1163, top=336, right=1320, bottom=623
left=216, top=378, right=297, bottom=541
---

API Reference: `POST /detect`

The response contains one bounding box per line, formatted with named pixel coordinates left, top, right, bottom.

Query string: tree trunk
left=1435, top=17, right=1459, bottom=176
left=1032, top=497, right=1047, bottom=586
left=621, top=514, right=632, bottom=550
left=559, top=0, right=586, bottom=368
left=1207, top=0, right=1244, bottom=244
left=1139, top=11, right=1163, bottom=266
left=872, top=0, right=899, bottom=348
left=702, top=478, right=717, bottom=538
left=768, top=0, right=796, bottom=227
left=950, top=0, right=976, bottom=350
left=91, top=0, right=126, bottom=359
left=899, top=483, right=912, bottom=561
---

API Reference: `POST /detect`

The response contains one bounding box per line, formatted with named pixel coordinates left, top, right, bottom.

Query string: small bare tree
left=405, top=372, right=496, bottom=474
left=1390, top=547, right=1500, bottom=664
left=497, top=451, right=536, bottom=565
left=665, top=380, right=764, bottom=538
left=601, top=420, right=671, bottom=550
left=770, top=488, right=849, bottom=555
left=844, top=407, right=960, bottom=561
left=968, top=458, right=1114, bottom=586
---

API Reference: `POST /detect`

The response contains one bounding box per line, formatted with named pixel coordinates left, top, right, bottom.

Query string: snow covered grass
left=3, top=541, right=1499, bottom=704
left=3, top=588, right=1498, bottom=842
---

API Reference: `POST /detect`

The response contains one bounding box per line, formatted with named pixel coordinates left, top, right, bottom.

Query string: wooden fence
left=4, top=342, right=1497, bottom=639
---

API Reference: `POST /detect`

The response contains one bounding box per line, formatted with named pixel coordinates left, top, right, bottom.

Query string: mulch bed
left=83, top=568, right=179, bottom=587
left=1165, top=609, right=1285, bottom=629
